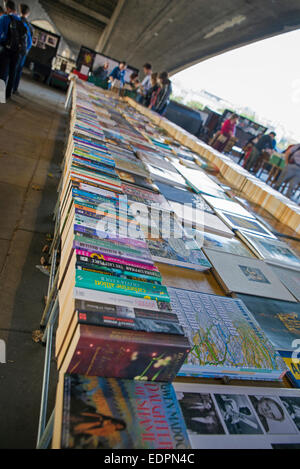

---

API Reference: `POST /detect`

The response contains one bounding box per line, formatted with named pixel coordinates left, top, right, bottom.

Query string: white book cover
left=204, top=248, right=296, bottom=302
left=202, top=194, right=256, bottom=219
left=215, top=210, right=277, bottom=239
left=238, top=232, right=300, bottom=271
left=170, top=201, right=234, bottom=238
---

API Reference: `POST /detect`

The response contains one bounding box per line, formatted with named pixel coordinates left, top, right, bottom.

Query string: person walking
left=244, top=131, right=276, bottom=172
left=0, top=0, right=27, bottom=100
left=274, top=143, right=300, bottom=199
left=13, top=4, right=33, bottom=95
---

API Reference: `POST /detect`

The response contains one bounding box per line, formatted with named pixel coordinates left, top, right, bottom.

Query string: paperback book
left=54, top=374, right=191, bottom=449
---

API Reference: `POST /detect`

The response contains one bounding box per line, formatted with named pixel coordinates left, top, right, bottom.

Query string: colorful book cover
left=76, top=259, right=161, bottom=285
left=121, top=182, right=170, bottom=210
left=237, top=294, right=300, bottom=352
left=116, top=170, right=157, bottom=191
left=73, top=240, right=154, bottom=266
left=168, top=287, right=286, bottom=381
left=279, top=351, right=300, bottom=388
left=65, top=325, right=190, bottom=381
left=75, top=249, right=158, bottom=272
left=74, top=225, right=148, bottom=250
left=75, top=270, right=170, bottom=302
left=146, top=236, right=211, bottom=271
left=61, top=375, right=190, bottom=449
left=76, top=253, right=161, bottom=278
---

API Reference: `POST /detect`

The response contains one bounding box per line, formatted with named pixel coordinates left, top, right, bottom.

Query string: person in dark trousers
left=244, top=131, right=276, bottom=172
left=0, top=0, right=27, bottom=100
left=274, top=143, right=300, bottom=199
left=151, top=71, right=172, bottom=115
left=13, top=3, right=33, bottom=94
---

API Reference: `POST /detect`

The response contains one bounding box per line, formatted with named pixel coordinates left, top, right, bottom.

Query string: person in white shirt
left=136, top=62, right=152, bottom=105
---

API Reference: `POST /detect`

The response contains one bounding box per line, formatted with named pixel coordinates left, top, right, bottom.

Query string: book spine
left=78, top=255, right=161, bottom=277
left=74, top=287, right=162, bottom=311
left=76, top=309, right=183, bottom=336
left=75, top=270, right=170, bottom=301
left=76, top=261, right=161, bottom=284
left=72, top=189, right=118, bottom=204
left=76, top=258, right=160, bottom=281
left=74, top=228, right=148, bottom=251
left=77, top=183, right=118, bottom=199
left=75, top=208, right=136, bottom=225
left=73, top=240, right=154, bottom=265
left=75, top=249, right=159, bottom=271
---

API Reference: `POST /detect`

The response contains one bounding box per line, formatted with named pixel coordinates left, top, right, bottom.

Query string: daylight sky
left=172, top=28, right=300, bottom=140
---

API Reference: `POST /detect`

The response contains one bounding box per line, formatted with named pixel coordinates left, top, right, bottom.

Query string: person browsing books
left=108, top=61, right=127, bottom=89
left=244, top=131, right=276, bottom=172
left=274, top=143, right=300, bottom=199
left=212, top=113, right=238, bottom=153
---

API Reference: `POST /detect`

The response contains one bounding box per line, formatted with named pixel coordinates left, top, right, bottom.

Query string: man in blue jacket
left=13, top=4, right=33, bottom=94
left=108, top=61, right=127, bottom=89
left=0, top=0, right=27, bottom=100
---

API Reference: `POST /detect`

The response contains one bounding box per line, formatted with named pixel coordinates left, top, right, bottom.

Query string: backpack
left=6, top=16, right=28, bottom=55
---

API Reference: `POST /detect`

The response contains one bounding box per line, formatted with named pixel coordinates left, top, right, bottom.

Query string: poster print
left=176, top=392, right=225, bottom=435
left=214, top=394, right=263, bottom=435
left=249, top=395, right=297, bottom=435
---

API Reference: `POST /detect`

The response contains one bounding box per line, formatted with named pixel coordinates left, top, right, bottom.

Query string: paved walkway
left=0, top=76, right=67, bottom=448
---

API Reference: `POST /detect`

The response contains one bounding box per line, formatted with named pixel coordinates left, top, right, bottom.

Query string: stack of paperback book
left=52, top=80, right=299, bottom=450
left=57, top=82, right=191, bottom=381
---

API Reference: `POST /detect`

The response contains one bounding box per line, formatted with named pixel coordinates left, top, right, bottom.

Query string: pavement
left=0, top=75, right=67, bottom=449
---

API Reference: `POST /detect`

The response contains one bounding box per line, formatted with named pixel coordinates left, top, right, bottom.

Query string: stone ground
left=0, top=75, right=67, bottom=449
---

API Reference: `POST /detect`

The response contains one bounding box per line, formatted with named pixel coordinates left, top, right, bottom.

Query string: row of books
left=52, top=79, right=300, bottom=449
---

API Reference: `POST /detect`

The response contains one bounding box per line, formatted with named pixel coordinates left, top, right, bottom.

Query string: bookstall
left=36, top=78, right=300, bottom=450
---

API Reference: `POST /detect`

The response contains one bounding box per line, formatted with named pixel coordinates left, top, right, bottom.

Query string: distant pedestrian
left=13, top=4, right=33, bottom=94
left=212, top=113, right=238, bottom=153
left=152, top=71, right=172, bottom=115
left=0, top=0, right=28, bottom=100
left=146, top=72, right=159, bottom=108
left=274, top=143, right=300, bottom=198
left=0, top=6, right=4, bottom=16
left=136, top=62, right=152, bottom=105
left=245, top=131, right=276, bottom=172
left=93, top=61, right=109, bottom=82
left=108, top=61, right=127, bottom=89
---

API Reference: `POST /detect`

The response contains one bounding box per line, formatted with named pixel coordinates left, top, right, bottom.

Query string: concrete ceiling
left=40, top=0, right=300, bottom=73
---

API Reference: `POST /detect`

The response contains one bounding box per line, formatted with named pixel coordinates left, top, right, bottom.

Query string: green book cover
left=75, top=269, right=170, bottom=301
